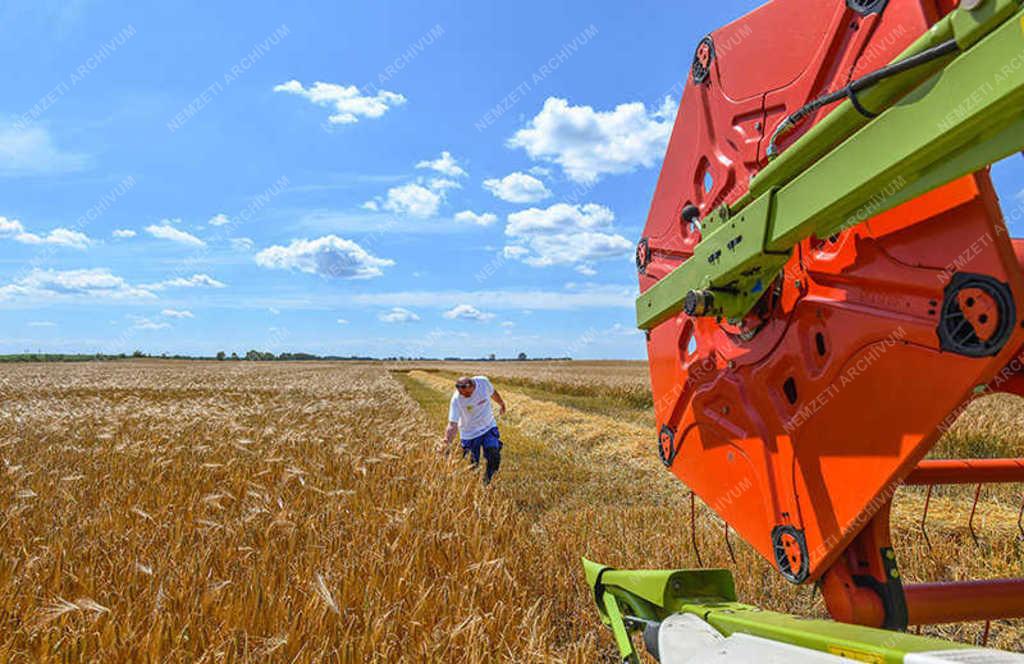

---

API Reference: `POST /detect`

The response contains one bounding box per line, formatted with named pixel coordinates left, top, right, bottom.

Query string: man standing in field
left=443, top=376, right=507, bottom=485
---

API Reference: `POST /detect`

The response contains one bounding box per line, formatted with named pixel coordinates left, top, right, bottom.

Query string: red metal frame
left=906, top=580, right=1024, bottom=625
left=905, top=459, right=1024, bottom=485
left=822, top=458, right=1024, bottom=628
left=639, top=0, right=1024, bottom=630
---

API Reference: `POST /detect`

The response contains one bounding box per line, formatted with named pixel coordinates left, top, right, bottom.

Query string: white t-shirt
left=448, top=376, right=497, bottom=440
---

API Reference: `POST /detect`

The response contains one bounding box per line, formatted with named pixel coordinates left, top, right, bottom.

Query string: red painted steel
left=821, top=497, right=1024, bottom=627
left=820, top=502, right=895, bottom=628
left=905, top=580, right=1024, bottom=625
left=640, top=0, right=1024, bottom=626
left=905, top=459, right=1024, bottom=485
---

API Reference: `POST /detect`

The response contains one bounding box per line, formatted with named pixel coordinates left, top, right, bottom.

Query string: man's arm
left=443, top=421, right=459, bottom=446
left=491, top=388, right=507, bottom=416
left=443, top=396, right=459, bottom=447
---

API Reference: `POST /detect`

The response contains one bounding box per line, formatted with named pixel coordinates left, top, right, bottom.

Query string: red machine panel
left=640, top=0, right=1024, bottom=585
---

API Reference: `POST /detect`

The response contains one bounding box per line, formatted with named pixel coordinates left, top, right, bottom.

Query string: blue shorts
left=461, top=426, right=502, bottom=462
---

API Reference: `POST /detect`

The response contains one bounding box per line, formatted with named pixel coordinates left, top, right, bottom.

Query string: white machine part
left=656, top=614, right=1024, bottom=664
left=657, top=614, right=852, bottom=664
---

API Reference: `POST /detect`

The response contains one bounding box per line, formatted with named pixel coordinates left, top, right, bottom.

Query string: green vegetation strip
left=424, top=369, right=654, bottom=428
left=391, top=371, right=590, bottom=516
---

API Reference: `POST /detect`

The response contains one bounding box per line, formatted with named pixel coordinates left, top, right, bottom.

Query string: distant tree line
left=0, top=350, right=571, bottom=363
left=0, top=353, right=127, bottom=363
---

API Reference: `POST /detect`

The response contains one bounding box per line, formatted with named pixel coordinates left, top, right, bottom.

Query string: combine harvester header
left=584, top=559, right=1020, bottom=662
left=590, top=0, right=1024, bottom=660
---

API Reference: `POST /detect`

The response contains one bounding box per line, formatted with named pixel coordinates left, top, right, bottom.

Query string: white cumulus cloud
left=231, top=237, right=255, bottom=252
left=16, top=227, right=92, bottom=249
left=508, top=96, right=675, bottom=183
left=254, top=235, right=394, bottom=279
left=506, top=202, right=614, bottom=235
left=483, top=172, right=551, bottom=203
left=379, top=307, right=420, bottom=323
left=454, top=210, right=497, bottom=226
left=131, top=316, right=170, bottom=330
left=0, top=269, right=227, bottom=303
left=515, top=230, right=632, bottom=268
left=141, top=274, right=226, bottom=291
left=502, top=245, right=529, bottom=259
left=145, top=224, right=205, bottom=247
left=162, top=309, right=194, bottom=319
left=415, top=151, right=467, bottom=178
left=0, top=217, right=22, bottom=235
left=428, top=177, right=461, bottom=192
left=0, top=268, right=155, bottom=302
left=504, top=203, right=631, bottom=270
left=0, top=216, right=93, bottom=249
left=273, top=80, right=406, bottom=125
left=112, top=229, right=136, bottom=238
left=383, top=183, right=441, bottom=218
left=443, top=304, right=495, bottom=321
left=208, top=213, right=231, bottom=226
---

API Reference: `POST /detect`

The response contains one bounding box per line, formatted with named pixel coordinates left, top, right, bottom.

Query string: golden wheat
left=2, top=360, right=1022, bottom=661
left=400, top=368, right=1024, bottom=652
left=0, top=362, right=600, bottom=661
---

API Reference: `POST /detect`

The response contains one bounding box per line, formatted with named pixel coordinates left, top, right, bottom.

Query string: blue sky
left=1, top=1, right=1022, bottom=359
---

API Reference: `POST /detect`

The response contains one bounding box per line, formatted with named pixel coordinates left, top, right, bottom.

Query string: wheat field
left=1, top=360, right=1022, bottom=661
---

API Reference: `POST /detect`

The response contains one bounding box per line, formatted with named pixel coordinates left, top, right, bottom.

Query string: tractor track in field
left=398, top=370, right=678, bottom=493
left=398, top=367, right=1024, bottom=648
left=401, top=370, right=1023, bottom=542
left=394, top=370, right=690, bottom=530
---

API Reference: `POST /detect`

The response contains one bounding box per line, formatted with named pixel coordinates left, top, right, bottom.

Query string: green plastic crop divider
left=583, top=558, right=980, bottom=663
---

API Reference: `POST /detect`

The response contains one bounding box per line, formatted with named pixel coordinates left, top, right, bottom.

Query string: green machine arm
left=637, top=0, right=1024, bottom=328
left=582, top=558, right=1020, bottom=663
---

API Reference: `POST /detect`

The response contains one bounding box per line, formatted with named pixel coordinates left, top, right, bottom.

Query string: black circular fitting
left=692, top=36, right=715, bottom=85
left=847, top=0, right=889, bottom=15
left=658, top=424, right=678, bottom=467
left=937, top=272, right=1015, bottom=358
left=636, top=237, right=651, bottom=274
left=771, top=525, right=810, bottom=584
left=683, top=290, right=714, bottom=317
left=681, top=204, right=701, bottom=224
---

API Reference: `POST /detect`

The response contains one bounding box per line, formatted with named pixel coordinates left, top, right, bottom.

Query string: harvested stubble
left=402, top=367, right=1024, bottom=652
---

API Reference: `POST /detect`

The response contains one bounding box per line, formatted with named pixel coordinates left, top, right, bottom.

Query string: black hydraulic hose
left=766, top=38, right=960, bottom=158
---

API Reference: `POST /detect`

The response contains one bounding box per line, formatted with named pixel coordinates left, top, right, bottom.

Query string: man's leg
left=461, top=436, right=482, bottom=467
left=482, top=447, right=501, bottom=484
left=482, top=428, right=502, bottom=485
